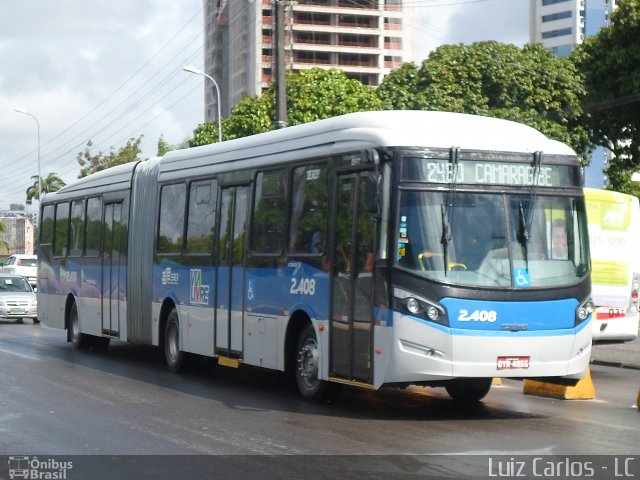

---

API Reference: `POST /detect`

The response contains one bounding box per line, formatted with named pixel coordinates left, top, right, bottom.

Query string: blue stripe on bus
left=441, top=297, right=579, bottom=331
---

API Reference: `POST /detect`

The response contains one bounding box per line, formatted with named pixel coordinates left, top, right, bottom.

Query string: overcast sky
left=0, top=0, right=530, bottom=210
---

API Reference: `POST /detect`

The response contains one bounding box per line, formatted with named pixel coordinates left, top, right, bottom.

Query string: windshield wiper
left=517, top=201, right=530, bottom=270
left=441, top=147, right=460, bottom=275
left=518, top=152, right=544, bottom=271
left=441, top=203, right=452, bottom=274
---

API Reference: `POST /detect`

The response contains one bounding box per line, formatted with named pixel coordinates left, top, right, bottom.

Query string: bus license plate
left=497, top=356, right=530, bottom=370
left=595, top=307, right=626, bottom=320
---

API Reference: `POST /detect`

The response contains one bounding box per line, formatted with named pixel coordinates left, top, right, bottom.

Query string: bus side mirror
left=361, top=148, right=380, bottom=166
left=365, top=173, right=380, bottom=215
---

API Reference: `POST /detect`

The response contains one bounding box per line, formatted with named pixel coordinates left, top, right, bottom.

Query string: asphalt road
left=0, top=321, right=638, bottom=479
left=591, top=333, right=640, bottom=369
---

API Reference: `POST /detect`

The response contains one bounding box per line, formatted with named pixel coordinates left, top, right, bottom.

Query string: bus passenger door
left=102, top=202, right=122, bottom=336
left=330, top=172, right=374, bottom=384
left=215, top=186, right=249, bottom=358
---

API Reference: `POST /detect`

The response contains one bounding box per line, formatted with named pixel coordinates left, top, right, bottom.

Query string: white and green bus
left=585, top=188, right=640, bottom=343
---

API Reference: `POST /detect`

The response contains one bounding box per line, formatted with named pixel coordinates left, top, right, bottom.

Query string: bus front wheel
left=164, top=308, right=187, bottom=373
left=295, top=324, right=340, bottom=403
left=445, top=378, right=492, bottom=402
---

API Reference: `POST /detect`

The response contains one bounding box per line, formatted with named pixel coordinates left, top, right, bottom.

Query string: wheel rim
left=167, top=321, right=179, bottom=364
left=297, top=336, right=319, bottom=390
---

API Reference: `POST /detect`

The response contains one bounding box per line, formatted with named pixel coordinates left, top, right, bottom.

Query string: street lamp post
left=183, top=65, right=222, bottom=143
left=14, top=107, right=41, bottom=200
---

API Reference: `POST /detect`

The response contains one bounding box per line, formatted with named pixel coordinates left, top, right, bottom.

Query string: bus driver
left=551, top=219, right=568, bottom=259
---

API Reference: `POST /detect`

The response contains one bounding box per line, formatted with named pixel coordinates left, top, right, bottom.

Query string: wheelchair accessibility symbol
left=514, top=268, right=531, bottom=288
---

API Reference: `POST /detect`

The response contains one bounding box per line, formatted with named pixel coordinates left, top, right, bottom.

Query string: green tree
left=189, top=121, right=226, bottom=147
left=76, top=136, right=143, bottom=178
left=572, top=0, right=640, bottom=194
left=225, top=95, right=273, bottom=139
left=284, top=68, right=385, bottom=126
left=378, top=41, right=592, bottom=161
left=25, top=172, right=66, bottom=203
left=157, top=135, right=172, bottom=156
left=376, top=62, right=421, bottom=111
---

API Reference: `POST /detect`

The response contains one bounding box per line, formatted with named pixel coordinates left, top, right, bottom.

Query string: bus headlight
left=427, top=306, right=440, bottom=321
left=406, top=298, right=420, bottom=314
left=393, top=289, right=448, bottom=327
left=576, top=298, right=594, bottom=325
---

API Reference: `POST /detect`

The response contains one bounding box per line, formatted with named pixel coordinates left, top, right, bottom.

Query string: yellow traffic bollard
left=523, top=368, right=596, bottom=400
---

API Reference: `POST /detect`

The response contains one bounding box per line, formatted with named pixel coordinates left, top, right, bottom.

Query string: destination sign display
left=403, top=158, right=580, bottom=187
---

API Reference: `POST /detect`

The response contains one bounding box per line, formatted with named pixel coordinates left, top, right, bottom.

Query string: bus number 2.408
left=290, top=277, right=316, bottom=295
left=458, top=309, right=497, bottom=322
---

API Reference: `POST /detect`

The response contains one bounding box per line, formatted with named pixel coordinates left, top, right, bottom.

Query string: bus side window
left=158, top=183, right=186, bottom=254
left=251, top=170, right=287, bottom=255
left=69, top=200, right=85, bottom=257
left=53, top=202, right=70, bottom=257
left=186, top=179, right=217, bottom=254
left=85, top=197, right=102, bottom=257
left=288, top=164, right=328, bottom=255
left=40, top=205, right=55, bottom=247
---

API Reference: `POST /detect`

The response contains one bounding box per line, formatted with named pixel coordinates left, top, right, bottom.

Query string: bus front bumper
left=376, top=313, right=592, bottom=386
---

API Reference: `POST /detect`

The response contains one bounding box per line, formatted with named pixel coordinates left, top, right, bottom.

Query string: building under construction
left=203, top=0, right=417, bottom=123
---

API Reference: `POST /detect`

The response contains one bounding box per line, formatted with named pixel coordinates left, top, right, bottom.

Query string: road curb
left=523, top=368, right=596, bottom=400
left=590, top=359, right=640, bottom=371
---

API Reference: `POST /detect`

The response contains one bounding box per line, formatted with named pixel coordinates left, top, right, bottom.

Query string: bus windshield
left=396, top=191, right=589, bottom=288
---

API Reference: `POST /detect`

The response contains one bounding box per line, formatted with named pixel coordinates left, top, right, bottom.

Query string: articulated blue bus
left=38, top=111, right=593, bottom=402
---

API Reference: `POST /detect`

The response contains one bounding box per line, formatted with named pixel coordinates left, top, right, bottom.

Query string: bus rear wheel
left=445, top=378, right=492, bottom=402
left=164, top=308, right=187, bottom=373
left=295, top=324, right=340, bottom=403
left=70, top=303, right=92, bottom=350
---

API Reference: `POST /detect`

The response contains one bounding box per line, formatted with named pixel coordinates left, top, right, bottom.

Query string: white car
left=0, top=274, right=38, bottom=324
left=1, top=254, right=37, bottom=290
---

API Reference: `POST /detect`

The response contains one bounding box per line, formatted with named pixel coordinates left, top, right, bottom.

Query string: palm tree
left=26, top=172, right=66, bottom=203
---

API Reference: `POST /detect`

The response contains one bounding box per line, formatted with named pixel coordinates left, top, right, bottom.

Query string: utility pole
left=273, top=0, right=287, bottom=129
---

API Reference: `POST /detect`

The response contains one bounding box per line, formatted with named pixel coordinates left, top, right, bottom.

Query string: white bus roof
left=48, top=111, right=578, bottom=198
left=47, top=161, right=141, bottom=199
left=158, top=111, right=576, bottom=178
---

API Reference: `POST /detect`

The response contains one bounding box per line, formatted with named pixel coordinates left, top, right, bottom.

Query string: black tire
left=14, top=318, right=24, bottom=324
left=445, top=378, right=492, bottom=402
left=295, top=324, right=341, bottom=403
left=164, top=308, right=187, bottom=373
left=32, top=318, right=40, bottom=324
left=69, top=303, right=92, bottom=350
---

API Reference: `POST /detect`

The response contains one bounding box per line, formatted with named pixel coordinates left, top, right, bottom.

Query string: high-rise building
left=530, top=0, right=617, bottom=187
left=530, top=0, right=617, bottom=58
left=203, top=0, right=415, bottom=123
